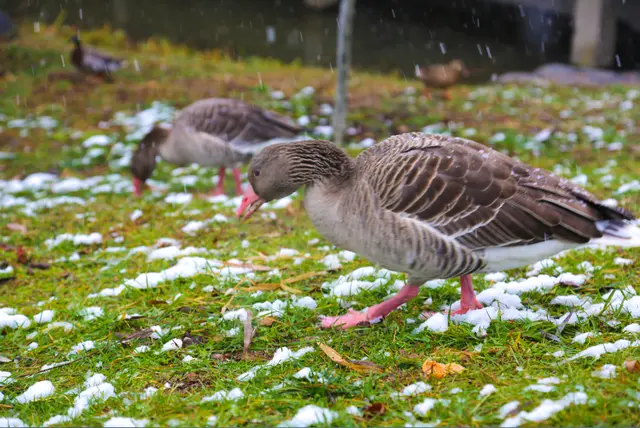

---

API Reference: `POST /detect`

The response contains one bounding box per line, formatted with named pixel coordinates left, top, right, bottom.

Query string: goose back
left=175, top=98, right=301, bottom=151
left=160, top=98, right=302, bottom=168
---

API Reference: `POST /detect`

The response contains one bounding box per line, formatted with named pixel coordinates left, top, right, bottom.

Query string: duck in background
left=70, top=35, right=125, bottom=82
left=415, top=59, right=470, bottom=100
left=130, top=98, right=303, bottom=197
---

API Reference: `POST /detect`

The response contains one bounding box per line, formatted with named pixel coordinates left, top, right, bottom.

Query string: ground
left=1, top=23, right=640, bottom=427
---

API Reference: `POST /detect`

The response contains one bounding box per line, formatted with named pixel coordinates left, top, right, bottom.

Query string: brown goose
left=70, top=35, right=124, bottom=81
left=415, top=60, right=469, bottom=100
left=236, top=133, right=639, bottom=329
left=130, top=98, right=302, bottom=197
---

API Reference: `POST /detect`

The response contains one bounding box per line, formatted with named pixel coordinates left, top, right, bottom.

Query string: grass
left=1, top=22, right=640, bottom=427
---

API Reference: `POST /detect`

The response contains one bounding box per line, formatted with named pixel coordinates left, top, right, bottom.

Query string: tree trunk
left=332, top=0, right=356, bottom=146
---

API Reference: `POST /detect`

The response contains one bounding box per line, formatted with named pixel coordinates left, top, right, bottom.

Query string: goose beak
left=236, top=184, right=264, bottom=221
left=133, top=177, right=145, bottom=197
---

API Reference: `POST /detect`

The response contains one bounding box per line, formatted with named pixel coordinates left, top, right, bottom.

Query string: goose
left=236, top=132, right=639, bottom=329
left=70, top=35, right=124, bottom=80
left=130, top=98, right=302, bottom=197
left=415, top=60, right=469, bottom=100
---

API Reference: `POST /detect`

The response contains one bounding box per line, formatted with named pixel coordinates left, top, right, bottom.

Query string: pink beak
left=236, top=184, right=264, bottom=221
left=133, top=177, right=144, bottom=197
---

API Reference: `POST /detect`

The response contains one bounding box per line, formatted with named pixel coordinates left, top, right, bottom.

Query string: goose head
left=449, top=59, right=470, bottom=77
left=69, top=35, right=82, bottom=48
left=236, top=139, right=354, bottom=221
left=130, top=126, right=169, bottom=196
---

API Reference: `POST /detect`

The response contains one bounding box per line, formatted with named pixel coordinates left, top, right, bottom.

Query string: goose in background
left=70, top=35, right=124, bottom=81
left=130, top=98, right=302, bottom=197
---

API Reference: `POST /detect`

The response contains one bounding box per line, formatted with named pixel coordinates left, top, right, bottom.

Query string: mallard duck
left=415, top=60, right=469, bottom=100
left=69, top=35, right=124, bottom=81
left=130, top=98, right=302, bottom=197
left=236, top=132, right=639, bottom=329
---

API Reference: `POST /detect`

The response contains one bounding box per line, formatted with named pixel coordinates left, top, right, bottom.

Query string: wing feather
left=359, top=133, right=634, bottom=251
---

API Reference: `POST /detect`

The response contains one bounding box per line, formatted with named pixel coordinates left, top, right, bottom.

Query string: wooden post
left=570, top=0, right=616, bottom=68
left=332, top=0, right=356, bottom=146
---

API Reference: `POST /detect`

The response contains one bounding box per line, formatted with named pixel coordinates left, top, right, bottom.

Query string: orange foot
left=320, top=309, right=370, bottom=329
left=448, top=299, right=483, bottom=315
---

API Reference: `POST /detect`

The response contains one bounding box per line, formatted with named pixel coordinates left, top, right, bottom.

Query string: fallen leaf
left=147, top=299, right=168, bottom=306
left=6, top=223, right=27, bottom=234
left=243, top=310, right=255, bottom=358
left=364, top=402, right=385, bottom=417
left=421, top=360, right=466, bottom=379
left=119, top=328, right=155, bottom=343
left=259, top=316, right=278, bottom=326
left=625, top=360, right=639, bottom=373
left=318, top=342, right=383, bottom=373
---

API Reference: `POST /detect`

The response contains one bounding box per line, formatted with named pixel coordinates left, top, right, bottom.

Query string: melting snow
left=278, top=405, right=337, bottom=427
left=573, top=332, right=595, bottom=344
left=45, top=233, right=102, bottom=248
left=413, top=398, right=437, bottom=416
left=392, top=381, right=432, bottom=397
left=15, top=380, right=55, bottom=403
left=479, top=384, right=497, bottom=397
left=201, top=387, right=244, bottom=402
left=0, top=310, right=31, bottom=329
left=502, top=392, right=587, bottom=426
left=33, top=310, right=55, bottom=323
left=413, top=313, right=449, bottom=334
left=161, top=339, right=183, bottom=352
left=165, top=193, right=193, bottom=204
left=623, top=323, right=640, bottom=333
left=69, top=340, right=95, bottom=355
left=592, top=364, right=617, bottom=379
left=103, top=417, right=148, bottom=427
left=569, top=339, right=640, bottom=360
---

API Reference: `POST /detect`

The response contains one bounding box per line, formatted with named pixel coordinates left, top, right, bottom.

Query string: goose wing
left=360, top=133, right=633, bottom=250
left=82, top=47, right=123, bottom=73
left=176, top=98, right=301, bottom=152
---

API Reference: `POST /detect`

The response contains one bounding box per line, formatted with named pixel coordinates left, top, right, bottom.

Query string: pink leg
left=321, top=284, right=420, bottom=329
left=232, top=168, right=244, bottom=195
left=210, top=167, right=226, bottom=196
left=449, top=274, right=483, bottom=315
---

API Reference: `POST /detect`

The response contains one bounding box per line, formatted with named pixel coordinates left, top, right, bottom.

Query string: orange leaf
left=318, top=342, right=383, bottom=374
left=625, top=360, right=639, bottom=373
left=259, top=316, right=278, bottom=327
left=421, top=360, right=465, bottom=379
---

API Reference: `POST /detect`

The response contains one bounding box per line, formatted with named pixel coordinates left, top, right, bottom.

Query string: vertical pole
left=570, top=0, right=616, bottom=68
left=332, top=0, right=356, bottom=146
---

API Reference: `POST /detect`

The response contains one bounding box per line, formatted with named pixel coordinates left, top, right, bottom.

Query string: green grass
left=1, top=23, right=640, bottom=427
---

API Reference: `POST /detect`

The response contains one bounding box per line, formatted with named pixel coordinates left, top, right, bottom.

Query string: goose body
left=415, top=60, right=469, bottom=99
left=130, top=98, right=302, bottom=196
left=70, top=36, right=124, bottom=79
left=237, top=133, right=639, bottom=329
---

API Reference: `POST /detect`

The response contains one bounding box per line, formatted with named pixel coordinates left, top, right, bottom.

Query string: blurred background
left=3, top=0, right=639, bottom=83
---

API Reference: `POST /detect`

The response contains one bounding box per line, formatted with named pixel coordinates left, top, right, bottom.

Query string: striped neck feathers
left=248, top=140, right=355, bottom=202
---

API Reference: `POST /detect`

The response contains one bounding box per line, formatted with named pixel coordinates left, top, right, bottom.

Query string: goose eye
left=253, top=170, right=260, bottom=177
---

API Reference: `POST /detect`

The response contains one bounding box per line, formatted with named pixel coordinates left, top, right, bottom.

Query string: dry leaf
left=282, top=271, right=325, bottom=285
left=259, top=316, right=278, bottom=327
left=242, top=310, right=255, bottom=358
left=6, top=223, right=27, bottom=234
left=318, top=342, right=383, bottom=373
left=625, top=360, right=639, bottom=373
left=364, top=402, right=385, bottom=417
left=421, top=360, right=466, bottom=379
